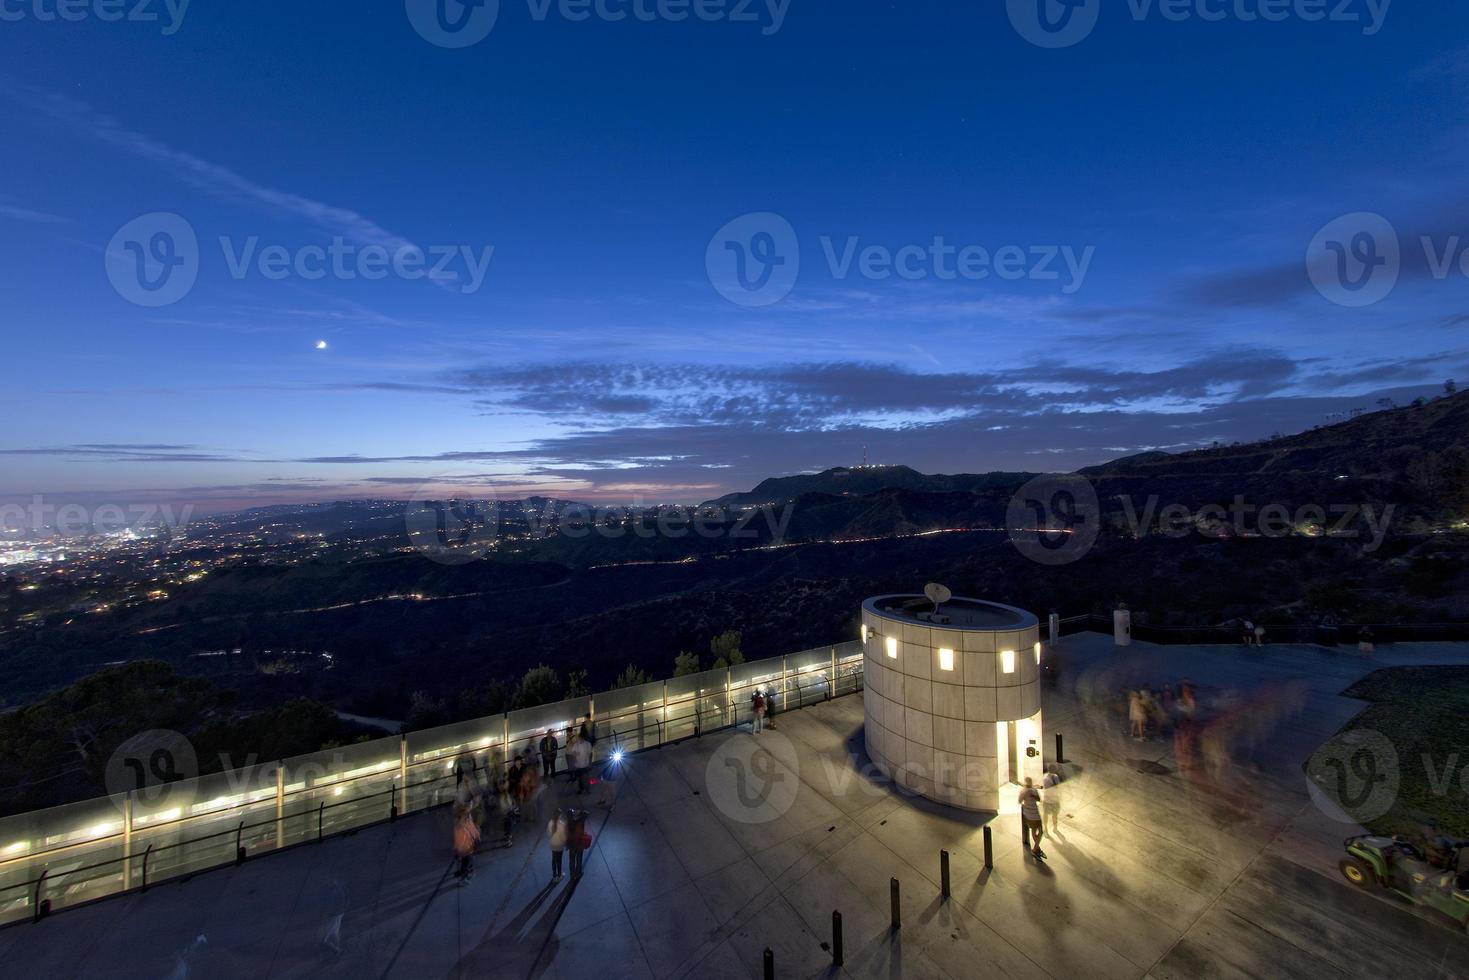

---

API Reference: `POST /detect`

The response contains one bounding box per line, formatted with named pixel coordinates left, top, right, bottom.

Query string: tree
left=564, top=669, right=590, bottom=699
left=405, top=691, right=449, bottom=731
left=709, top=630, right=744, bottom=669
left=612, top=665, right=651, bottom=689
left=512, top=665, right=562, bottom=709
left=672, top=652, right=702, bottom=677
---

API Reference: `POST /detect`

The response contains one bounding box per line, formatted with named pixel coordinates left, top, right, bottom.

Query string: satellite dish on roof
left=924, top=583, right=952, bottom=609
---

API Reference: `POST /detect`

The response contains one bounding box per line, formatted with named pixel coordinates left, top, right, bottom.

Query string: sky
left=3, top=0, right=1469, bottom=516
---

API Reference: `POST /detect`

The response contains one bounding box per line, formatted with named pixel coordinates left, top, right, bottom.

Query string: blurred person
left=547, top=809, right=568, bottom=880
left=566, top=808, right=588, bottom=879
left=569, top=731, right=593, bottom=795
left=1019, top=777, right=1045, bottom=858
left=1129, top=689, right=1146, bottom=740
left=452, top=803, right=480, bottom=883
left=539, top=730, right=559, bottom=778
left=1041, top=767, right=1061, bottom=836
left=752, top=690, right=767, bottom=733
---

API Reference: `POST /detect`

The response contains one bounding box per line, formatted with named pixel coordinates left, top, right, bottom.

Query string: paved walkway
left=4, top=634, right=1469, bottom=978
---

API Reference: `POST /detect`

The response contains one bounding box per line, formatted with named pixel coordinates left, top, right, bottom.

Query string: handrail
left=0, top=642, right=866, bottom=924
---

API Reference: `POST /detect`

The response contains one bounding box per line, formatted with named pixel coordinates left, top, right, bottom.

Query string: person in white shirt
left=569, top=733, right=593, bottom=795
left=1018, top=777, right=1044, bottom=857
left=547, top=809, right=569, bottom=880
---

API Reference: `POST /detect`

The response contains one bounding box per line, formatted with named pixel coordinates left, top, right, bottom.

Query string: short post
left=831, top=910, right=844, bottom=966
left=983, top=826, right=993, bottom=870
left=763, top=946, right=774, bottom=980
left=940, top=849, right=951, bottom=899
left=1055, top=731, right=1065, bottom=764
left=32, top=870, right=48, bottom=923
left=890, top=877, right=901, bottom=930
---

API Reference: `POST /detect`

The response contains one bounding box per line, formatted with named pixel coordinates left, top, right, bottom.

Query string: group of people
left=1240, top=620, right=1267, bottom=647
left=1017, top=768, right=1063, bottom=859
left=449, top=718, right=600, bottom=884
left=1123, top=680, right=1198, bottom=740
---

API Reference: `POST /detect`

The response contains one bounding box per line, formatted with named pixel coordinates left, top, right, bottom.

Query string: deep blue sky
left=3, top=1, right=1468, bottom=513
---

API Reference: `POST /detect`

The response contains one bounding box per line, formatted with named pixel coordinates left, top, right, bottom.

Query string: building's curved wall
left=862, top=596, right=1043, bottom=811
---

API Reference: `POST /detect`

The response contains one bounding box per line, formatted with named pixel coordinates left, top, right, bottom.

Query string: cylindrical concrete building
left=861, top=593, right=1043, bottom=811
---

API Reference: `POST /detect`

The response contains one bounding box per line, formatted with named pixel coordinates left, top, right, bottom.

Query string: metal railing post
left=832, top=910, right=843, bottom=965
left=890, top=877, right=901, bottom=930
left=399, top=735, right=409, bottom=814
left=941, top=849, right=951, bottom=899
left=831, top=646, right=838, bottom=697
left=141, top=844, right=153, bottom=892
left=661, top=681, right=669, bottom=747
left=318, top=802, right=325, bottom=842
left=122, top=791, right=134, bottom=891
left=236, top=821, right=246, bottom=865
left=275, top=764, right=285, bottom=849
left=725, top=668, right=732, bottom=729
left=32, top=870, right=48, bottom=922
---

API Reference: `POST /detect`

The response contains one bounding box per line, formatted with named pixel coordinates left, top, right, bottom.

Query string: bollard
left=940, top=849, right=951, bottom=899
left=983, top=826, right=993, bottom=870
left=763, top=946, right=774, bottom=980
left=890, top=877, right=901, bottom=930
left=832, top=910, right=844, bottom=966
left=1056, top=731, right=1065, bottom=764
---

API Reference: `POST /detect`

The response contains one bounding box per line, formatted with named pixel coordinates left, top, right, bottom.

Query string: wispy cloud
left=11, top=85, right=418, bottom=253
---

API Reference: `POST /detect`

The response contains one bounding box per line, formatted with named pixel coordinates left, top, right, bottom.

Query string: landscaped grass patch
left=1308, top=666, right=1469, bottom=840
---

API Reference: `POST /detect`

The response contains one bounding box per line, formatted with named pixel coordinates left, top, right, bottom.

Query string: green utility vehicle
left=1339, top=834, right=1469, bottom=930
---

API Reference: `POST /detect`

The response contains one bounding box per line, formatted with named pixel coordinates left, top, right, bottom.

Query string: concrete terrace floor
left=5, top=633, right=1469, bottom=979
